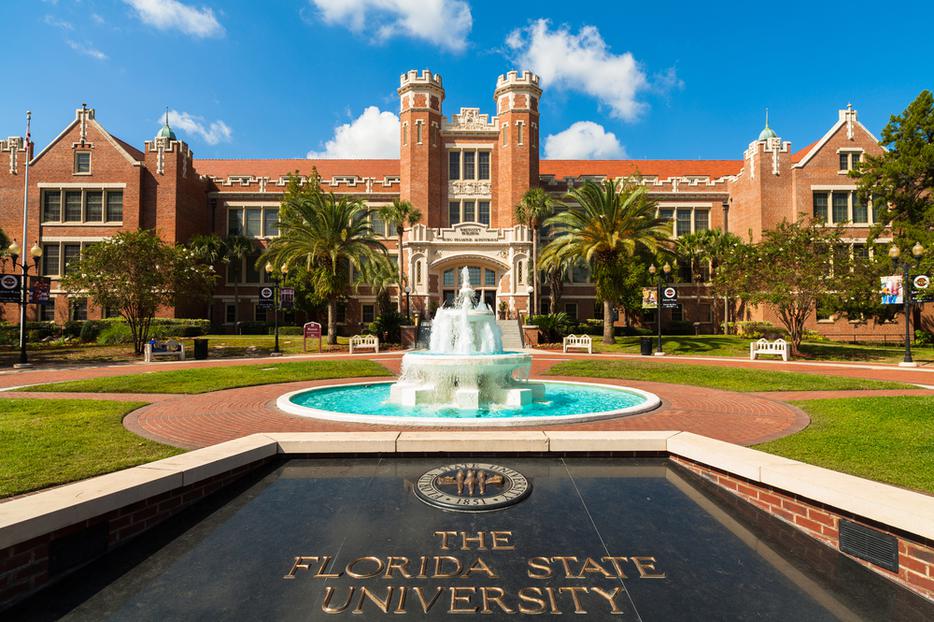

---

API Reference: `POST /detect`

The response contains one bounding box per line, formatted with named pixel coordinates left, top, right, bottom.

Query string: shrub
left=667, top=320, right=695, bottom=335
left=79, top=321, right=101, bottom=342
left=735, top=321, right=787, bottom=339
left=617, top=326, right=652, bottom=337
left=368, top=311, right=406, bottom=343
left=916, top=330, right=934, bottom=346
left=528, top=313, right=574, bottom=343
left=97, top=323, right=133, bottom=345
left=275, top=326, right=304, bottom=336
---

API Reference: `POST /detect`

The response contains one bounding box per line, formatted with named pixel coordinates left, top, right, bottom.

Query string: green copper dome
left=758, top=126, right=777, bottom=141
left=156, top=108, right=176, bottom=140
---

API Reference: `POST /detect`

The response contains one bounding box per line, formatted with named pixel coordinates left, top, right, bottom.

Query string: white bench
left=144, top=339, right=185, bottom=363
left=349, top=334, right=379, bottom=354
left=749, top=338, right=789, bottom=361
left=563, top=334, right=593, bottom=354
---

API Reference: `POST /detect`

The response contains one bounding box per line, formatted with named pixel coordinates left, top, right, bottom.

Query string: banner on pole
left=29, top=276, right=51, bottom=305
left=641, top=288, right=657, bottom=309
left=279, top=287, right=294, bottom=309
left=0, top=274, right=21, bottom=303
left=880, top=275, right=903, bottom=305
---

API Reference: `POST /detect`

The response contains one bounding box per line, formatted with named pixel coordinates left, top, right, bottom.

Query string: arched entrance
left=432, top=256, right=508, bottom=311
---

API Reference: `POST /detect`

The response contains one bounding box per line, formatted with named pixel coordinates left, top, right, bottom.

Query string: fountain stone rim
left=276, top=379, right=662, bottom=427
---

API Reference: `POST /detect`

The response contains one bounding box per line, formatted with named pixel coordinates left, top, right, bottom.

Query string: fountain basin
left=277, top=380, right=661, bottom=427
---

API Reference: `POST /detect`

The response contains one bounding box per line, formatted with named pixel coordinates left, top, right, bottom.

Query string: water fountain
left=387, top=267, right=544, bottom=409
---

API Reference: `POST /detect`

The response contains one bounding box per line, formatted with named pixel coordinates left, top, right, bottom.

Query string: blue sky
left=3, top=0, right=932, bottom=161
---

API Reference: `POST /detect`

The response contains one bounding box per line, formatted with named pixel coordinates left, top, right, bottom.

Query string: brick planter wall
left=671, top=455, right=934, bottom=601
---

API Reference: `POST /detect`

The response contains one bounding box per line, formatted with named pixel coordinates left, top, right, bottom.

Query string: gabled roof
left=791, top=141, right=818, bottom=163
left=540, top=159, right=742, bottom=179
left=31, top=111, right=142, bottom=166
left=792, top=112, right=883, bottom=168
left=194, top=158, right=401, bottom=179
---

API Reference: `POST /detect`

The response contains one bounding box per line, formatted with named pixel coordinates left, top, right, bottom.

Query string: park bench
left=144, top=339, right=186, bottom=363
left=349, top=334, right=379, bottom=354
left=749, top=338, right=789, bottom=361
left=562, top=334, right=593, bottom=354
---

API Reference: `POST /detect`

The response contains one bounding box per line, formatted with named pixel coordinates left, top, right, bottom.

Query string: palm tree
left=377, top=199, right=422, bottom=314
left=542, top=179, right=671, bottom=344
left=223, top=235, right=256, bottom=333
left=187, top=233, right=225, bottom=322
left=675, top=231, right=709, bottom=283
left=702, top=229, right=745, bottom=333
left=261, top=191, right=388, bottom=344
left=514, top=188, right=559, bottom=315
left=538, top=250, right=571, bottom=315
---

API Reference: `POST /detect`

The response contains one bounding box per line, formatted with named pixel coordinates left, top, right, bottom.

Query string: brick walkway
left=1, top=352, right=930, bottom=450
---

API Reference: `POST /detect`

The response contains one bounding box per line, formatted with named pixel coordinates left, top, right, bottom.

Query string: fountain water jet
left=388, top=267, right=544, bottom=410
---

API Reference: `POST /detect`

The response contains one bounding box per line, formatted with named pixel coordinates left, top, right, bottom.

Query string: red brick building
left=0, top=70, right=925, bottom=339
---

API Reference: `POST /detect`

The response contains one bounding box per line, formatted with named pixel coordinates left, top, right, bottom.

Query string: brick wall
left=671, top=455, right=934, bottom=602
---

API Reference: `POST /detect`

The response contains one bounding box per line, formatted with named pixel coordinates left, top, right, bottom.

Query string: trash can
left=639, top=336, right=653, bottom=356
left=193, top=338, right=208, bottom=360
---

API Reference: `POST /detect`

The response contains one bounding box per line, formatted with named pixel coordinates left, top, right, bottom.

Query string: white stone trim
left=37, top=182, right=127, bottom=189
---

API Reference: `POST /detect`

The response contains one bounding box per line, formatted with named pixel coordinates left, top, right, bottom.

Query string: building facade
left=0, top=69, right=925, bottom=338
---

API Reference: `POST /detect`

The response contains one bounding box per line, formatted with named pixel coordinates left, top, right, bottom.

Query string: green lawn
left=20, top=359, right=392, bottom=394
left=756, top=397, right=934, bottom=494
left=584, top=334, right=934, bottom=364
left=545, top=359, right=912, bottom=392
left=0, top=399, right=182, bottom=498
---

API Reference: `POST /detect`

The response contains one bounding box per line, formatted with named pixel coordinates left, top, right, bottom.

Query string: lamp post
left=404, top=285, right=411, bottom=320
left=648, top=262, right=671, bottom=355
left=8, top=241, right=43, bottom=367
left=889, top=243, right=925, bottom=367
left=265, top=262, right=288, bottom=355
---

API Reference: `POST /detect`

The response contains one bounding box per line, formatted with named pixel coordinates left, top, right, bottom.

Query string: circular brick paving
left=3, top=352, right=930, bottom=450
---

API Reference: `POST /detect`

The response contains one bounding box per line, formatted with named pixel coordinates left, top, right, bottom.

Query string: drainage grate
left=839, top=519, right=899, bottom=572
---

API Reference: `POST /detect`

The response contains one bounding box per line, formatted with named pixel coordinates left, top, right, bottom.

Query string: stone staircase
left=497, top=319, right=525, bottom=351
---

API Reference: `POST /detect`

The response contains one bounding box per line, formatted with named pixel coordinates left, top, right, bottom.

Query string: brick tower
left=398, top=69, right=445, bottom=226
left=493, top=71, right=542, bottom=227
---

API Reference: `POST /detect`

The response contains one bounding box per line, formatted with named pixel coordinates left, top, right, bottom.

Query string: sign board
left=661, top=286, right=679, bottom=309
left=914, top=275, right=930, bottom=290
left=0, top=274, right=21, bottom=303
left=280, top=287, right=295, bottom=309
left=29, top=276, right=51, bottom=305
left=258, top=286, right=275, bottom=310
left=880, top=275, right=903, bottom=305
left=641, top=287, right=657, bottom=310
left=303, top=321, right=322, bottom=353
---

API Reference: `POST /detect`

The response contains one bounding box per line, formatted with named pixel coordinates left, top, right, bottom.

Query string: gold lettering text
left=517, top=587, right=547, bottom=614
left=449, top=587, right=478, bottom=614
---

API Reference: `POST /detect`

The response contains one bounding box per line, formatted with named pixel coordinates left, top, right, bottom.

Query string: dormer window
left=74, top=151, right=91, bottom=175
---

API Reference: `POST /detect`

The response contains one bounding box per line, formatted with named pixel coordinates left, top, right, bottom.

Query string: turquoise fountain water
left=277, top=267, right=661, bottom=425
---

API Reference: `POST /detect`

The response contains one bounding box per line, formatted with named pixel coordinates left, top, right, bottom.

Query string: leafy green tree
left=60, top=230, right=214, bottom=354
left=541, top=180, right=670, bottom=344
left=223, top=235, right=256, bottom=332
left=538, top=251, right=571, bottom=315
left=515, top=188, right=560, bottom=315
left=377, top=199, right=421, bottom=313
left=188, top=233, right=226, bottom=322
left=854, top=89, right=934, bottom=277
left=675, top=231, right=710, bottom=283
left=694, top=229, right=746, bottom=333
left=733, top=219, right=844, bottom=355
left=261, top=183, right=388, bottom=344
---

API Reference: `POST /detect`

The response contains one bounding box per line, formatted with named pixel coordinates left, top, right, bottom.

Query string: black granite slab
left=9, top=457, right=934, bottom=621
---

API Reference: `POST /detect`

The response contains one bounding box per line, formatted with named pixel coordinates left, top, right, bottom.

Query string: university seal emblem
left=414, top=463, right=531, bottom=512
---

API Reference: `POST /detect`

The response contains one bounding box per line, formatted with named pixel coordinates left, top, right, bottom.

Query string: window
left=362, top=304, right=375, bottom=324
left=42, top=244, right=60, bottom=276
left=245, top=252, right=261, bottom=283
left=462, top=200, right=476, bottom=222
left=659, top=209, right=673, bottom=223
left=694, top=210, right=709, bottom=231
left=517, top=121, right=525, bottom=145
left=676, top=209, right=692, bottom=236
left=671, top=304, right=684, bottom=322
left=415, top=261, right=422, bottom=284
left=467, top=266, right=481, bottom=286
left=813, top=192, right=828, bottom=223
left=70, top=298, right=88, bottom=321
left=478, top=152, right=490, bottom=180
left=463, top=152, right=475, bottom=179
left=74, top=152, right=91, bottom=174
left=501, top=124, right=508, bottom=146
left=484, top=269, right=496, bottom=287
left=593, top=303, right=604, bottom=320
left=63, top=244, right=81, bottom=275
left=225, top=304, right=236, bottom=324
left=336, top=302, right=347, bottom=324
left=402, top=123, right=408, bottom=146
left=832, top=192, right=849, bottom=223
left=42, top=192, right=61, bottom=221
left=478, top=201, right=490, bottom=226
left=254, top=305, right=267, bottom=322
left=443, top=269, right=455, bottom=287
left=448, top=201, right=460, bottom=225
left=448, top=151, right=460, bottom=180
left=39, top=299, right=55, bottom=322
left=228, top=206, right=278, bottom=238
left=564, top=303, right=578, bottom=320
left=852, top=194, right=868, bottom=224
left=370, top=212, right=386, bottom=237
left=839, top=150, right=862, bottom=172
left=85, top=191, right=103, bottom=221
left=416, top=121, right=423, bottom=144
left=64, top=191, right=82, bottom=222
left=106, top=191, right=123, bottom=222
left=839, top=153, right=849, bottom=172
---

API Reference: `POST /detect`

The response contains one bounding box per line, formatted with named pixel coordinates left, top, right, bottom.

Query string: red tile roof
left=540, top=159, right=742, bottom=179
left=193, top=158, right=401, bottom=179
left=791, top=141, right=818, bottom=163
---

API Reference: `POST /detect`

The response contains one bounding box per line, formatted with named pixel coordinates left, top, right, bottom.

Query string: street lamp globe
left=404, top=285, right=411, bottom=294
left=648, top=264, right=657, bottom=275
left=888, top=244, right=901, bottom=259
left=912, top=242, right=925, bottom=258
left=8, top=241, right=20, bottom=258
left=29, top=244, right=42, bottom=258
left=264, top=262, right=274, bottom=274
left=280, top=264, right=289, bottom=275
left=662, top=262, right=672, bottom=274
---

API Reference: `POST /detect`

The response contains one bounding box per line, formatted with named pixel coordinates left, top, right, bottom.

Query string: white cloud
left=161, top=110, right=232, bottom=145
left=310, top=0, right=471, bottom=52
left=544, top=121, right=626, bottom=160
left=307, top=106, right=399, bottom=159
left=43, top=14, right=73, bottom=30
left=66, top=40, right=108, bottom=61
left=124, top=0, right=224, bottom=38
left=507, top=19, right=678, bottom=121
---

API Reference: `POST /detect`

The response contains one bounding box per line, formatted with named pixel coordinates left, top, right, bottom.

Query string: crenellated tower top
left=398, top=69, right=445, bottom=113
left=494, top=70, right=542, bottom=114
